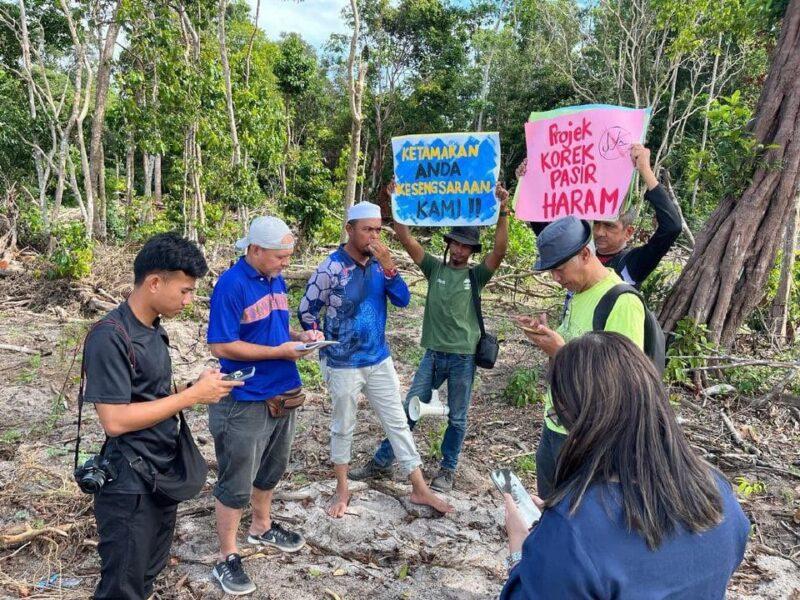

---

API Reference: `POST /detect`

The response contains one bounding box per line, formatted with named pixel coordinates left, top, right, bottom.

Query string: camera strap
left=74, top=318, right=136, bottom=470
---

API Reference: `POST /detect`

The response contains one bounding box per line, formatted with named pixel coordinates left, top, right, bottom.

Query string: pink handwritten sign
left=515, top=105, right=650, bottom=222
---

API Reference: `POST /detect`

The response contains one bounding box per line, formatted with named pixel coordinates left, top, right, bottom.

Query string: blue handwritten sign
left=391, top=132, right=500, bottom=226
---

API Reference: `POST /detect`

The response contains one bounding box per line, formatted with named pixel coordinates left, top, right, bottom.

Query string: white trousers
left=323, top=357, right=422, bottom=475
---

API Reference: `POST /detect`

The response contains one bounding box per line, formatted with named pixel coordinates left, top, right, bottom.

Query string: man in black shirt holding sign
left=82, top=233, right=242, bottom=600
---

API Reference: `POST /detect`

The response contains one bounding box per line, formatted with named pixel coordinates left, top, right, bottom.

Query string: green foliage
left=0, top=428, right=22, bottom=444
left=726, top=365, right=773, bottom=397
left=734, top=476, right=766, bottom=498
left=515, top=454, right=537, bottom=476
left=48, top=222, right=93, bottom=280
left=665, top=317, right=715, bottom=385
left=425, top=421, right=448, bottom=460
left=503, top=367, right=541, bottom=407
left=16, top=193, right=46, bottom=250
left=124, top=196, right=175, bottom=243
left=640, top=260, right=684, bottom=312
left=297, top=358, right=323, bottom=390
left=684, top=92, right=759, bottom=224
left=745, top=249, right=800, bottom=334
left=17, top=353, right=42, bottom=384
left=274, top=34, right=317, bottom=99
left=281, top=146, right=338, bottom=240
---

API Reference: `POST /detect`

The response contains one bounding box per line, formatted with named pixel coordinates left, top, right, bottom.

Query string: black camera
left=74, top=455, right=118, bottom=494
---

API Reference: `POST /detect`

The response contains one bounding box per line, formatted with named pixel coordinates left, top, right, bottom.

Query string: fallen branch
left=0, top=343, right=39, bottom=355
left=719, top=410, right=761, bottom=456
left=0, top=521, right=86, bottom=550
left=752, top=367, right=800, bottom=408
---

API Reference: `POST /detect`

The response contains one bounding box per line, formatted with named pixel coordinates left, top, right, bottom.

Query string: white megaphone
left=409, top=389, right=449, bottom=421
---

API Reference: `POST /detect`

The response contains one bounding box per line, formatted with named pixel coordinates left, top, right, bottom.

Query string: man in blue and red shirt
left=207, top=216, right=322, bottom=596
left=299, top=201, right=452, bottom=519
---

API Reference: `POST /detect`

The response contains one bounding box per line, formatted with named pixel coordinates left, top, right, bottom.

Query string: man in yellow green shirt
left=516, top=216, right=645, bottom=497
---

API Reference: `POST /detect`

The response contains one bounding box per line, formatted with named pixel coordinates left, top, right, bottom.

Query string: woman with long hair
left=500, top=332, right=749, bottom=599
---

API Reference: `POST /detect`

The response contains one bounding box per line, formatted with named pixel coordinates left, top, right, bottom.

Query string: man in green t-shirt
left=516, top=216, right=645, bottom=498
left=350, top=182, right=509, bottom=491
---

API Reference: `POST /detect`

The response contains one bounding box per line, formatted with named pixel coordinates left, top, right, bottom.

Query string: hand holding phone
left=222, top=366, right=256, bottom=381
left=491, top=468, right=542, bottom=528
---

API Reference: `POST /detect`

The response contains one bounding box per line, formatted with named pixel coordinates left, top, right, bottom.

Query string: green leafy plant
left=734, top=476, right=766, bottom=498
left=665, top=317, right=716, bottom=385
left=297, top=358, right=323, bottom=390
left=515, top=454, right=537, bottom=476
left=425, top=421, right=447, bottom=460
left=48, top=222, right=93, bottom=280
left=640, top=260, right=684, bottom=312
left=503, top=367, right=541, bottom=407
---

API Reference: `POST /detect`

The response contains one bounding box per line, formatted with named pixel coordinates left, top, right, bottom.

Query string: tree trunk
left=770, top=192, right=799, bottom=341
left=660, top=0, right=800, bottom=346
left=97, top=141, right=107, bottom=237
left=88, top=0, right=122, bottom=240
left=124, top=132, right=134, bottom=208
left=154, top=154, right=162, bottom=205
left=476, top=0, right=507, bottom=132
left=341, top=0, right=368, bottom=243
left=689, top=33, right=722, bottom=211
left=218, top=0, right=241, bottom=166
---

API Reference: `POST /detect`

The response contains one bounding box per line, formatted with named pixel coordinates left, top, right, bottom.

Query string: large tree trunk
left=660, top=0, right=800, bottom=346
left=88, top=0, right=122, bottom=240
left=770, top=192, right=799, bottom=341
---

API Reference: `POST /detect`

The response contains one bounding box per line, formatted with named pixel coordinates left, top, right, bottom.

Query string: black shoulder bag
left=75, top=318, right=208, bottom=505
left=468, top=268, right=499, bottom=369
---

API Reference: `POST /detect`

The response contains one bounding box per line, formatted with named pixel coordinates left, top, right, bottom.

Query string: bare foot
left=409, top=489, right=454, bottom=514
left=326, top=491, right=351, bottom=518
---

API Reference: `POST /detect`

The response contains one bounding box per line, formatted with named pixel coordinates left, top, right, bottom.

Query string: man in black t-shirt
left=83, top=233, right=242, bottom=600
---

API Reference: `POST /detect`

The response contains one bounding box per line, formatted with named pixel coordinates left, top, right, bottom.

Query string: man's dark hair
left=133, top=233, right=208, bottom=284
left=547, top=332, right=723, bottom=550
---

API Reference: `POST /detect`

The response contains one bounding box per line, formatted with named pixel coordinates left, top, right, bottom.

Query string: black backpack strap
left=468, top=268, right=486, bottom=336
left=592, top=283, right=643, bottom=331
left=74, top=318, right=136, bottom=470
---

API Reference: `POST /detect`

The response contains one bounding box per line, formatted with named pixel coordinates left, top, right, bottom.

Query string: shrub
left=48, top=222, right=93, bottom=279
left=503, top=367, right=541, bottom=407
left=665, top=317, right=715, bottom=385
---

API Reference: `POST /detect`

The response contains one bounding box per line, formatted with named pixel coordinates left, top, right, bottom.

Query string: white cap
left=235, top=216, right=294, bottom=251
left=347, top=201, right=381, bottom=221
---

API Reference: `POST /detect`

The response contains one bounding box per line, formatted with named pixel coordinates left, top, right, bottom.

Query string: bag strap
left=113, top=437, right=157, bottom=493
left=74, top=317, right=136, bottom=470
left=592, top=283, right=643, bottom=331
left=468, top=268, right=486, bottom=336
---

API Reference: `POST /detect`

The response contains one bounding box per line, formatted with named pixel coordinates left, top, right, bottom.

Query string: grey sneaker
left=212, top=553, right=256, bottom=596
left=247, top=523, right=305, bottom=552
left=430, top=468, right=455, bottom=492
left=348, top=459, right=393, bottom=481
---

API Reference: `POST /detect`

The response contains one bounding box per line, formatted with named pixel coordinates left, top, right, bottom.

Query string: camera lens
left=80, top=470, right=106, bottom=494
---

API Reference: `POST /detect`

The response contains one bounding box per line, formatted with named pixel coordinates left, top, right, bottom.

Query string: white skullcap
left=235, top=216, right=294, bottom=251
left=347, top=201, right=382, bottom=222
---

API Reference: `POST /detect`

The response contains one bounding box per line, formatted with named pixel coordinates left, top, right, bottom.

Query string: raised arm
left=485, top=182, right=510, bottom=271
left=515, top=158, right=547, bottom=236
left=387, top=179, right=425, bottom=265
left=623, top=145, right=682, bottom=283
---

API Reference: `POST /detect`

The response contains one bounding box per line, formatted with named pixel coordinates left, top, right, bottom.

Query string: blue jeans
left=373, top=349, right=476, bottom=471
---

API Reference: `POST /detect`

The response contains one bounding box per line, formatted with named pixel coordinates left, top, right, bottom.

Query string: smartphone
left=294, top=340, right=340, bottom=352
left=222, top=366, right=256, bottom=381
left=490, top=468, right=542, bottom=528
